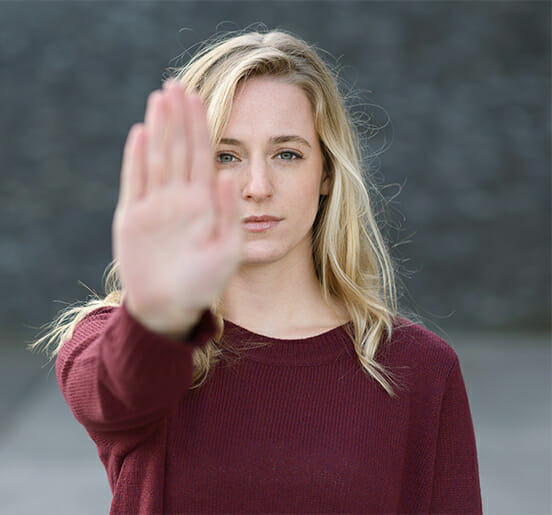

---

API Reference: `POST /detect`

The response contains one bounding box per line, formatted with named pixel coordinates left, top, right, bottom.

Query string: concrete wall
left=1, top=1, right=549, bottom=336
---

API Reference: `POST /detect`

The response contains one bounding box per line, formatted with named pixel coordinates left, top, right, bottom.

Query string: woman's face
left=215, top=77, right=329, bottom=267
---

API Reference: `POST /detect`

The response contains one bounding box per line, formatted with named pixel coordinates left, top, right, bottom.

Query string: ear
left=320, top=171, right=331, bottom=195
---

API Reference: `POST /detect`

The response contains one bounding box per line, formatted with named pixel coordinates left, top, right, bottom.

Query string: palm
left=113, top=81, right=242, bottom=336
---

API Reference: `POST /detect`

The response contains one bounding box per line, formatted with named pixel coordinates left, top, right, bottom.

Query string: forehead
left=224, top=77, right=317, bottom=139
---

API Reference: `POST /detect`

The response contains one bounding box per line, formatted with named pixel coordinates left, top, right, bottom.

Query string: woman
left=41, top=30, right=482, bottom=513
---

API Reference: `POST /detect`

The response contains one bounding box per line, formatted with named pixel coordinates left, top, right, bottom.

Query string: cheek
left=289, top=179, right=322, bottom=205
left=292, top=164, right=325, bottom=197
left=289, top=179, right=325, bottom=225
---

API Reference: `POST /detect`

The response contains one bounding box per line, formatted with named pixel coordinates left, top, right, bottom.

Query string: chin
left=240, top=242, right=288, bottom=266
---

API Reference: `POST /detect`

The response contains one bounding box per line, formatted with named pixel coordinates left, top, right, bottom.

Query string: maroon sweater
left=57, top=305, right=482, bottom=514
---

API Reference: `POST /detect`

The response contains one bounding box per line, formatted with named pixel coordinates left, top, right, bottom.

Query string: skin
left=216, top=78, right=329, bottom=264
left=217, top=78, right=348, bottom=337
left=113, top=77, right=347, bottom=339
left=113, top=81, right=242, bottom=337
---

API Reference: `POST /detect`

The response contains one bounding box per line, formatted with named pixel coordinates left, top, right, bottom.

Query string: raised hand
left=112, top=80, right=243, bottom=337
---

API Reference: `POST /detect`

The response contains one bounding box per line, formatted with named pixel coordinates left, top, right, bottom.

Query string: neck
left=220, top=254, right=347, bottom=336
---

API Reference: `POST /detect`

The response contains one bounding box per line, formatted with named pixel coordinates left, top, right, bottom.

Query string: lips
left=242, top=215, right=283, bottom=223
left=242, top=215, right=282, bottom=232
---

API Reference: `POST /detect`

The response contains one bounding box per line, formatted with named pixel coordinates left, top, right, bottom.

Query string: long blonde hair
left=34, top=29, right=399, bottom=395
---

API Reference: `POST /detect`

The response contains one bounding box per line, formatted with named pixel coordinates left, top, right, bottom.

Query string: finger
left=118, top=123, right=147, bottom=205
left=145, top=90, right=170, bottom=189
left=166, top=81, right=192, bottom=182
left=188, top=94, right=214, bottom=184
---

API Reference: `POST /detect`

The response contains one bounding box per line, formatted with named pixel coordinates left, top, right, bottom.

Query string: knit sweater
left=57, top=304, right=482, bottom=514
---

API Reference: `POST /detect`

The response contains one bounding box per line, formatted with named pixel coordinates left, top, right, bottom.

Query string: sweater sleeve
left=430, top=358, right=483, bottom=514
left=56, top=303, right=217, bottom=454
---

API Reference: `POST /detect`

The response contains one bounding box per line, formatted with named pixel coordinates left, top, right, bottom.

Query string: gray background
left=1, top=0, right=549, bottom=335
left=0, top=1, right=550, bottom=514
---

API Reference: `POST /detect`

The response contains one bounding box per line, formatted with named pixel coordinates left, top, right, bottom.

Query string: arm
left=57, top=80, right=242, bottom=453
left=430, top=359, right=483, bottom=514
left=56, top=304, right=215, bottom=448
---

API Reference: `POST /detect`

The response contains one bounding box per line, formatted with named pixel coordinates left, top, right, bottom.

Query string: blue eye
left=279, top=151, right=301, bottom=160
left=217, top=153, right=236, bottom=163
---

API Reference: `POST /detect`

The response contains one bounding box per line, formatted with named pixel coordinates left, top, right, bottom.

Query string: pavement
left=0, top=332, right=550, bottom=514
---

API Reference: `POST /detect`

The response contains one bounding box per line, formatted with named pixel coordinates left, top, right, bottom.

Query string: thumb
left=213, top=170, right=241, bottom=241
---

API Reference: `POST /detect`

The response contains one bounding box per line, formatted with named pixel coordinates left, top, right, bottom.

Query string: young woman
left=42, top=30, right=482, bottom=513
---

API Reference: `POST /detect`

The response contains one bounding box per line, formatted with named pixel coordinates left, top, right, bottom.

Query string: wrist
left=123, top=297, right=202, bottom=341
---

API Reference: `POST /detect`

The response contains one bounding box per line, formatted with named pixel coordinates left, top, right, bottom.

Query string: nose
left=241, top=157, right=273, bottom=201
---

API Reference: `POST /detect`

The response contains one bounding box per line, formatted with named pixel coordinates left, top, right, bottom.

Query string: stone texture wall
left=1, top=1, right=549, bottom=336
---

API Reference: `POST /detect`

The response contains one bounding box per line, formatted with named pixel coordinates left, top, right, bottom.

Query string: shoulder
left=73, top=305, right=119, bottom=337
left=58, top=305, right=121, bottom=358
left=391, top=317, right=457, bottom=358
left=379, top=317, right=460, bottom=389
left=84, top=305, right=118, bottom=322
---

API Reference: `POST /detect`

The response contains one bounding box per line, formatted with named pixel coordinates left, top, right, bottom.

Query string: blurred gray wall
left=1, top=0, right=550, bottom=338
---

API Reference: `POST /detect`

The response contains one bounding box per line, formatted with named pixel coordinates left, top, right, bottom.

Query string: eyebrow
left=219, top=135, right=312, bottom=149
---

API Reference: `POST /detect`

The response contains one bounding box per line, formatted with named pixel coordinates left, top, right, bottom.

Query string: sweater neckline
left=221, top=319, right=355, bottom=366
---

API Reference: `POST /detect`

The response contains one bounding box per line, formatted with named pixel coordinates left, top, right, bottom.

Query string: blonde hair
left=34, top=29, right=399, bottom=395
